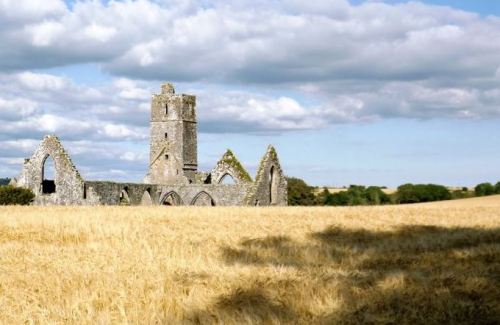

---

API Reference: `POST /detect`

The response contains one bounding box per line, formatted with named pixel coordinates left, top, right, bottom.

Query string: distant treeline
left=0, top=178, right=10, bottom=186
left=287, top=177, right=500, bottom=206
left=1, top=176, right=498, bottom=207
left=474, top=182, right=500, bottom=197
left=317, top=185, right=391, bottom=206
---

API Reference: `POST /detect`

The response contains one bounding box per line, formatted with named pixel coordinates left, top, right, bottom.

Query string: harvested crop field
left=1, top=196, right=499, bottom=324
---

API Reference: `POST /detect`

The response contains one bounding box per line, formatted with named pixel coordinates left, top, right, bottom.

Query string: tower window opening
left=165, top=103, right=168, bottom=115
left=165, top=154, right=169, bottom=160
left=164, top=132, right=168, bottom=140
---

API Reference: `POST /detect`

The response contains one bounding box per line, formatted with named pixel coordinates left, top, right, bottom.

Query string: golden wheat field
left=1, top=196, right=499, bottom=324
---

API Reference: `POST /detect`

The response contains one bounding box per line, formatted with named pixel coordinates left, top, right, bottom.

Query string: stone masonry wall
left=145, top=84, right=197, bottom=185
left=14, top=135, right=284, bottom=207
left=15, top=135, right=98, bottom=205
left=85, top=181, right=251, bottom=206
left=210, top=150, right=253, bottom=184
left=84, top=181, right=162, bottom=206
left=245, top=146, right=288, bottom=206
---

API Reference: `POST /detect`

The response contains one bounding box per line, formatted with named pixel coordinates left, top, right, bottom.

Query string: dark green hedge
left=286, top=177, right=317, bottom=206
left=0, top=178, right=10, bottom=186
left=0, top=186, right=35, bottom=205
left=288, top=177, right=498, bottom=207
left=474, top=183, right=496, bottom=197
left=396, top=184, right=451, bottom=204
left=318, top=185, right=390, bottom=206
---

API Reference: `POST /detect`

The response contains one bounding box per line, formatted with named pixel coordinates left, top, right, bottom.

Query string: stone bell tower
left=144, top=83, right=198, bottom=184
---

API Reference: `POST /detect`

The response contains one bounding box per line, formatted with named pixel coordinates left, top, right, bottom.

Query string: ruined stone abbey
left=11, top=83, right=288, bottom=206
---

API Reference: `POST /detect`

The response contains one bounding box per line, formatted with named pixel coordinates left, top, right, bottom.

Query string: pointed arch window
left=42, top=155, right=56, bottom=194
left=220, top=173, right=236, bottom=185
left=191, top=191, right=216, bottom=206
left=162, top=192, right=182, bottom=206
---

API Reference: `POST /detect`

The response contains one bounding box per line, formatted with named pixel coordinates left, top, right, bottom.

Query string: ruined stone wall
left=158, top=184, right=251, bottom=206
left=245, top=146, right=288, bottom=206
left=210, top=150, right=253, bottom=184
left=85, top=181, right=251, bottom=206
left=84, top=181, right=162, bottom=206
left=13, top=135, right=285, bottom=207
left=15, top=136, right=97, bottom=205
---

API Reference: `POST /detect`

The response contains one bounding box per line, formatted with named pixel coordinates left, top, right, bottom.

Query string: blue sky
left=1, top=0, right=499, bottom=187
left=369, top=0, right=500, bottom=16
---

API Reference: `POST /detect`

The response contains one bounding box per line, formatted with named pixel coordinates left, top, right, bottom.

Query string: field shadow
left=191, top=225, right=500, bottom=324
left=187, top=286, right=298, bottom=324
left=312, top=225, right=500, bottom=324
left=221, top=235, right=318, bottom=267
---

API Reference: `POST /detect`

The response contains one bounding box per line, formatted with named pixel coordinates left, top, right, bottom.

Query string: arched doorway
left=162, top=191, right=182, bottom=206
left=120, top=187, right=130, bottom=205
left=41, top=155, right=56, bottom=194
left=191, top=192, right=216, bottom=206
left=141, top=188, right=153, bottom=206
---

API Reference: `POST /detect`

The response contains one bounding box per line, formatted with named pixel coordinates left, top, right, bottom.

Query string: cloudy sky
left=1, top=0, right=499, bottom=187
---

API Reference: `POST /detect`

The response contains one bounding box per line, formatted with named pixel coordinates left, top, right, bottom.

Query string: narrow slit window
left=165, top=103, right=168, bottom=115
left=164, top=132, right=168, bottom=140
left=165, top=154, right=169, bottom=160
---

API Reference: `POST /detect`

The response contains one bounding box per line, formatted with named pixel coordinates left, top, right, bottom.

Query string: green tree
left=286, top=177, right=317, bottom=206
left=396, top=184, right=451, bottom=204
left=319, top=185, right=391, bottom=206
left=424, top=184, right=452, bottom=202
left=316, top=187, right=335, bottom=206
left=331, top=191, right=350, bottom=206
left=346, top=185, right=367, bottom=205
left=474, top=183, right=495, bottom=197
left=396, top=184, right=420, bottom=204
left=0, top=186, right=35, bottom=205
left=495, top=182, right=500, bottom=194
left=365, top=186, right=390, bottom=205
